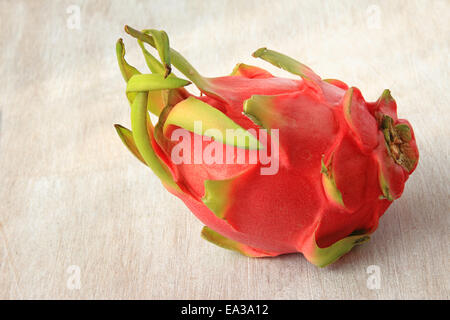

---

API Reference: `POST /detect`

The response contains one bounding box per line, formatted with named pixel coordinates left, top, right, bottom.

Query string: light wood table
left=0, top=0, right=448, bottom=299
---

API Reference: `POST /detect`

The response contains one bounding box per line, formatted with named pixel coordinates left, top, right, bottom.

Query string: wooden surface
left=0, top=0, right=449, bottom=299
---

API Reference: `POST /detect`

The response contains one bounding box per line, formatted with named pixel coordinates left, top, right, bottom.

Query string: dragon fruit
left=114, top=26, right=419, bottom=267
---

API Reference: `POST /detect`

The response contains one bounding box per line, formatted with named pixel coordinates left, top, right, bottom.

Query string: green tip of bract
left=378, top=171, right=394, bottom=201
left=242, top=94, right=278, bottom=132
left=395, top=124, right=412, bottom=142
left=308, top=232, right=371, bottom=267
left=116, top=38, right=124, bottom=55
left=114, top=124, right=147, bottom=165
left=164, top=64, right=171, bottom=78
left=380, top=115, right=417, bottom=173
left=323, top=79, right=349, bottom=90
left=321, top=156, right=345, bottom=208
left=116, top=38, right=141, bottom=82
left=381, top=89, right=393, bottom=102
left=343, top=87, right=354, bottom=116
left=251, top=47, right=321, bottom=84
left=126, top=74, right=190, bottom=93
left=201, top=227, right=278, bottom=258
left=202, top=179, right=234, bottom=220
left=252, top=47, right=267, bottom=58
left=230, top=63, right=273, bottom=78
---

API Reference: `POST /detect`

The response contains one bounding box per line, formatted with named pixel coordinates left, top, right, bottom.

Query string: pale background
left=0, top=0, right=448, bottom=299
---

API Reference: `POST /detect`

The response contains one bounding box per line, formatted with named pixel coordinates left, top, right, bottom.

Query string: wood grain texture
left=0, top=0, right=448, bottom=299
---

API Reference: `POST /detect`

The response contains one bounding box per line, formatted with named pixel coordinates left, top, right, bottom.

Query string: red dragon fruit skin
left=114, top=27, right=419, bottom=267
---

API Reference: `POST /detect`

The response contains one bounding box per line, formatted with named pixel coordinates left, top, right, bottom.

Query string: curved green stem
left=252, top=47, right=321, bottom=82
left=116, top=38, right=142, bottom=104
left=124, top=26, right=217, bottom=97
left=126, top=74, right=191, bottom=191
left=126, top=74, right=190, bottom=93
left=124, top=27, right=171, bottom=77
left=116, top=38, right=141, bottom=81
left=137, top=39, right=166, bottom=75
left=130, top=92, right=180, bottom=191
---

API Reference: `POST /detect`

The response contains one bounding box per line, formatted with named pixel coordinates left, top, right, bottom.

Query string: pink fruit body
left=115, top=27, right=419, bottom=267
